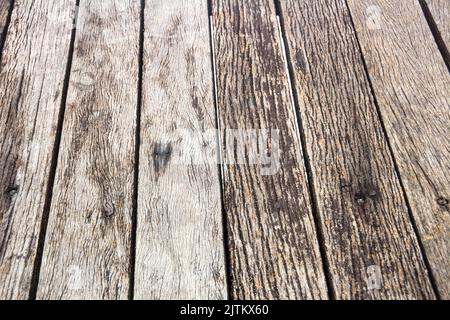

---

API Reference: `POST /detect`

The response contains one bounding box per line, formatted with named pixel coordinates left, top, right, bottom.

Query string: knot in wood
left=102, top=207, right=115, bottom=218
left=6, top=185, right=19, bottom=197
left=339, top=181, right=352, bottom=192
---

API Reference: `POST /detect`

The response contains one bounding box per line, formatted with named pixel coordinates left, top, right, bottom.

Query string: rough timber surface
left=37, top=0, right=140, bottom=300
left=0, top=0, right=448, bottom=301
left=0, top=0, right=76, bottom=300
left=348, top=0, right=450, bottom=299
left=278, top=0, right=435, bottom=300
left=212, top=0, right=328, bottom=300
left=134, top=0, right=227, bottom=300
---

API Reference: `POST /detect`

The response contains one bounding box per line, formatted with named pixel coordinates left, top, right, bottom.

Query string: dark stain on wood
left=153, top=142, right=172, bottom=176
left=5, top=185, right=19, bottom=198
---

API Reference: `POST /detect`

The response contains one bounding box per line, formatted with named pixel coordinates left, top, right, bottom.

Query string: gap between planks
left=30, top=0, right=228, bottom=300
left=29, top=0, right=81, bottom=300
left=418, top=0, right=450, bottom=71
left=208, top=5, right=233, bottom=299
left=0, top=0, right=82, bottom=299
left=36, top=0, right=140, bottom=299
left=273, top=2, right=334, bottom=299
left=212, top=0, right=329, bottom=299
left=129, top=0, right=146, bottom=301
left=0, top=0, right=15, bottom=63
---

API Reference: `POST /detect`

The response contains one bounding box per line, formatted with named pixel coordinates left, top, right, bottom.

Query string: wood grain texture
left=212, top=0, right=328, bottom=299
left=424, top=0, right=450, bottom=50
left=0, top=0, right=11, bottom=50
left=0, top=0, right=76, bottom=299
left=348, top=0, right=450, bottom=299
left=135, top=0, right=227, bottom=300
left=37, top=0, right=139, bottom=299
left=279, top=0, right=435, bottom=300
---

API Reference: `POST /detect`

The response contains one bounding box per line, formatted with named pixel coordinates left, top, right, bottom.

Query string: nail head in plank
left=36, top=0, right=140, bottom=299
left=348, top=0, right=450, bottom=299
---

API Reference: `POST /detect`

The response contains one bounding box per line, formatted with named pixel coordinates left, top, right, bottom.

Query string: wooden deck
left=0, top=0, right=448, bottom=300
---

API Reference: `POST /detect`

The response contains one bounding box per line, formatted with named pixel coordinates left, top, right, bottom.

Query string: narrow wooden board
left=37, top=0, right=140, bottom=299
left=134, top=0, right=227, bottom=299
left=348, top=0, right=450, bottom=299
left=0, top=0, right=76, bottom=299
left=0, top=0, right=11, bottom=49
left=212, top=0, right=328, bottom=299
left=279, top=0, right=435, bottom=299
left=424, top=0, right=450, bottom=50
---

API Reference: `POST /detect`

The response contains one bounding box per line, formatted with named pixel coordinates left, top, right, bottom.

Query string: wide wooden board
left=37, top=0, right=140, bottom=299
left=212, top=0, right=328, bottom=299
left=0, top=0, right=76, bottom=299
left=279, top=0, right=435, bottom=300
left=348, top=0, right=450, bottom=299
left=134, top=0, right=227, bottom=299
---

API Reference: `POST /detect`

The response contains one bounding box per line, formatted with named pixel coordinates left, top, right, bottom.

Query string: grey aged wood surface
left=134, top=0, right=227, bottom=300
left=0, top=0, right=76, bottom=299
left=0, top=0, right=447, bottom=300
left=37, top=0, right=140, bottom=299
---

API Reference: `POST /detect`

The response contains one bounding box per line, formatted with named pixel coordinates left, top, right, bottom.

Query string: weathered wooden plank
left=279, top=0, right=435, bottom=300
left=212, top=0, right=328, bottom=299
left=0, top=0, right=76, bottom=299
left=134, top=0, right=227, bottom=299
left=0, top=0, right=11, bottom=50
left=348, top=0, right=450, bottom=299
left=423, top=0, right=450, bottom=58
left=37, top=0, right=139, bottom=299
